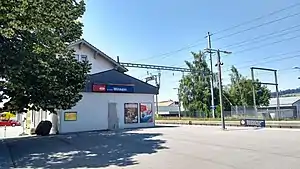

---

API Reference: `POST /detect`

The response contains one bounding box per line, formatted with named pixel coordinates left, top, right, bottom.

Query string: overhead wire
left=129, top=2, right=300, bottom=85
left=212, top=11, right=300, bottom=42
left=211, top=2, right=300, bottom=36
left=169, top=66, right=300, bottom=85
left=223, top=49, right=300, bottom=69
left=131, top=2, right=300, bottom=63
left=233, top=34, right=300, bottom=54
left=223, top=53, right=300, bottom=73
left=132, top=40, right=206, bottom=63
left=220, top=24, right=300, bottom=50
left=164, top=50, right=300, bottom=78
left=170, top=35, right=300, bottom=69
left=168, top=32, right=300, bottom=68
left=163, top=24, right=300, bottom=68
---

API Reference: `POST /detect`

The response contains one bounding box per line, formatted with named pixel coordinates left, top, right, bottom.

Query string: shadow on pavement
left=3, top=129, right=168, bottom=168
left=225, top=127, right=264, bottom=131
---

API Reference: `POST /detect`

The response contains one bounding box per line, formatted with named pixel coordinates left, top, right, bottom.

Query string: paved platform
left=0, top=126, right=24, bottom=139
left=1, top=125, right=300, bottom=168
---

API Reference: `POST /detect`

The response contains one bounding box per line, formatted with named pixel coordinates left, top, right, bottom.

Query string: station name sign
left=240, top=119, right=266, bottom=127
left=92, top=84, right=134, bottom=93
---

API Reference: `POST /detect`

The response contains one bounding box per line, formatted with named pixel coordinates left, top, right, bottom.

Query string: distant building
left=155, top=100, right=183, bottom=116
left=259, top=96, right=300, bottom=118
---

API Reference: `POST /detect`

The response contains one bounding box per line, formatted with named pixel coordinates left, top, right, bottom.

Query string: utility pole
left=207, top=32, right=215, bottom=118
left=274, top=70, right=280, bottom=119
left=155, top=72, right=161, bottom=116
left=251, top=68, right=257, bottom=112
left=205, top=48, right=231, bottom=130
left=173, top=87, right=181, bottom=119
left=216, top=50, right=225, bottom=130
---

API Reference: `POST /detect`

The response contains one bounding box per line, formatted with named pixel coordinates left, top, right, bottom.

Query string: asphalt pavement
left=1, top=125, right=300, bottom=168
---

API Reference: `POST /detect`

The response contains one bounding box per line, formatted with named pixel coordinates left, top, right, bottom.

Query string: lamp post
left=293, top=66, right=300, bottom=79
left=173, top=87, right=181, bottom=119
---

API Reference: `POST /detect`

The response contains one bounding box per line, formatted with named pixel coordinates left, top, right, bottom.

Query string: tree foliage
left=179, top=52, right=216, bottom=117
left=179, top=52, right=271, bottom=117
left=227, top=66, right=270, bottom=107
left=0, top=0, right=91, bottom=113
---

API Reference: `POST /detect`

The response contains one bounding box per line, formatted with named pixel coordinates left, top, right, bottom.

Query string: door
left=108, top=103, right=118, bottom=130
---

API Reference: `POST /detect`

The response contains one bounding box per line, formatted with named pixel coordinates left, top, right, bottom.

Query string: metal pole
left=155, top=94, right=159, bottom=115
left=207, top=32, right=215, bottom=118
left=155, top=76, right=159, bottom=116
left=216, top=50, right=226, bottom=130
left=251, top=68, right=257, bottom=112
left=158, top=72, right=161, bottom=87
left=155, top=72, right=161, bottom=116
left=177, top=88, right=181, bottom=119
left=274, top=70, right=280, bottom=119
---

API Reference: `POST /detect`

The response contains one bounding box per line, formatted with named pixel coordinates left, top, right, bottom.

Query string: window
left=81, top=55, right=88, bottom=62
left=74, top=54, right=79, bottom=61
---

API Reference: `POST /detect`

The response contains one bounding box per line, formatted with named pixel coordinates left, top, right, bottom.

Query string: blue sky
left=82, top=0, right=300, bottom=101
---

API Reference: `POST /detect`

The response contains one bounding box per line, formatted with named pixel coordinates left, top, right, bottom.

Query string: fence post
left=4, top=125, right=6, bottom=138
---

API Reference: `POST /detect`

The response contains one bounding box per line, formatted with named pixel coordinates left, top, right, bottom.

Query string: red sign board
left=92, top=84, right=106, bottom=92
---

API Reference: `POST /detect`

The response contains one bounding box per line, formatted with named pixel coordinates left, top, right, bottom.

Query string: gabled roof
left=157, top=100, right=176, bottom=106
left=69, top=39, right=128, bottom=72
left=83, top=69, right=158, bottom=94
left=269, top=96, right=300, bottom=106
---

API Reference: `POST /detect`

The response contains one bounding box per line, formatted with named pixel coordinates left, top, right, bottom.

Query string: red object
left=140, top=105, right=147, bottom=112
left=0, top=120, right=21, bottom=127
left=93, top=84, right=106, bottom=92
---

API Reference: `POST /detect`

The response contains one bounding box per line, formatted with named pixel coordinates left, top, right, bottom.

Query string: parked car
left=0, top=120, right=21, bottom=127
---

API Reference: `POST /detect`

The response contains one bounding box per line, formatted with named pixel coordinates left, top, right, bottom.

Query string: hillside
left=271, top=88, right=300, bottom=98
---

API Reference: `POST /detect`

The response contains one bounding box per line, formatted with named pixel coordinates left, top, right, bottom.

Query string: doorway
left=108, top=103, right=119, bottom=130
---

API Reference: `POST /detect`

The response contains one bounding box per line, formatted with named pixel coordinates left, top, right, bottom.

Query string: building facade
left=262, top=97, right=300, bottom=119
left=155, top=100, right=183, bottom=117
left=27, top=39, right=158, bottom=134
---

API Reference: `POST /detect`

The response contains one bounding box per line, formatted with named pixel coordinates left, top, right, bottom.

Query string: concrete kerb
left=155, top=120, right=300, bottom=128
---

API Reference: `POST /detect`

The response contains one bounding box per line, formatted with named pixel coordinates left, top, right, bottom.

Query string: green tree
left=227, top=66, right=270, bottom=107
left=179, top=51, right=214, bottom=117
left=0, top=0, right=90, bottom=113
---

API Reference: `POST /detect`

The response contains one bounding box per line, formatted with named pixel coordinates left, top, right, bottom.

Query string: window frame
left=81, top=55, right=88, bottom=62
left=74, top=54, right=80, bottom=61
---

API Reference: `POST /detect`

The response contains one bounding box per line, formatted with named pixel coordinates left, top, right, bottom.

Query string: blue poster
left=106, top=85, right=134, bottom=93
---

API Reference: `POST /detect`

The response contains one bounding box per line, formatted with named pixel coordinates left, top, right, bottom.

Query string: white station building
left=25, top=39, right=158, bottom=134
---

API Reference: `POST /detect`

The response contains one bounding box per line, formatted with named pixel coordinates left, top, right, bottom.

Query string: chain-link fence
left=229, top=105, right=299, bottom=120
left=156, top=104, right=300, bottom=120
left=230, top=106, right=259, bottom=119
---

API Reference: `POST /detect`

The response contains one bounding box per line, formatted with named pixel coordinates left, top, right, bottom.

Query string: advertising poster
left=124, top=103, right=138, bottom=124
left=140, top=103, right=153, bottom=123
left=64, top=112, right=77, bottom=121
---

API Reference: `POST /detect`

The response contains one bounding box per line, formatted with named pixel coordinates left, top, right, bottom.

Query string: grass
left=155, top=116, right=240, bottom=121
left=155, top=116, right=300, bottom=121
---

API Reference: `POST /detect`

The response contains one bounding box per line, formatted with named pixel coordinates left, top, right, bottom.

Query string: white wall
left=59, top=92, right=155, bottom=133
left=71, top=44, right=116, bottom=74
